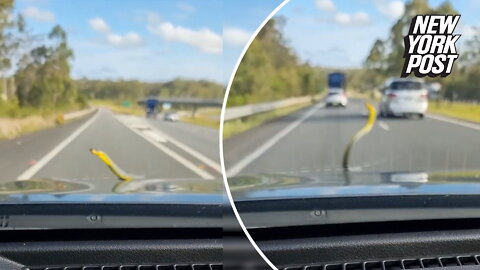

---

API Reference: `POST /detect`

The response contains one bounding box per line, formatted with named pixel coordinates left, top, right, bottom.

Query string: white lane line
left=226, top=102, right=324, bottom=177
left=17, top=109, right=100, bottom=180
left=115, top=115, right=215, bottom=180
left=145, top=123, right=222, bottom=173
left=378, top=121, right=390, bottom=131
left=142, top=130, right=167, bottom=143
left=427, top=114, right=480, bottom=131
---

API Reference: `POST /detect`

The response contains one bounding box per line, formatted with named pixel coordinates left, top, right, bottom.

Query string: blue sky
left=15, top=0, right=478, bottom=84
left=15, top=0, right=282, bottom=84
left=276, top=0, right=480, bottom=69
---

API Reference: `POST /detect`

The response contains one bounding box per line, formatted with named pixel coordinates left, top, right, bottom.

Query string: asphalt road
left=224, top=99, right=480, bottom=176
left=0, top=109, right=221, bottom=191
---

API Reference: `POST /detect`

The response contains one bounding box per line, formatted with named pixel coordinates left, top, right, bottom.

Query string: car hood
left=0, top=178, right=223, bottom=204
left=229, top=171, right=480, bottom=201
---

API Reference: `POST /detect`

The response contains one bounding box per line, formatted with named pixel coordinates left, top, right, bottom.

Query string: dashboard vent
left=283, top=255, right=480, bottom=270
left=26, top=264, right=222, bottom=270
left=0, top=215, right=8, bottom=228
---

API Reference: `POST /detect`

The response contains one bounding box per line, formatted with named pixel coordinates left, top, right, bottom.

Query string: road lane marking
left=142, top=129, right=167, bottom=143
left=115, top=115, right=215, bottom=180
left=378, top=121, right=390, bottom=131
left=427, top=114, right=480, bottom=131
left=122, top=114, right=220, bottom=172
left=145, top=123, right=221, bottom=173
left=16, top=109, right=100, bottom=180
left=226, top=102, right=324, bottom=177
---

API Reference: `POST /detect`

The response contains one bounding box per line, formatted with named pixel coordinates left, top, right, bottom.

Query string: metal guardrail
left=224, top=95, right=320, bottom=121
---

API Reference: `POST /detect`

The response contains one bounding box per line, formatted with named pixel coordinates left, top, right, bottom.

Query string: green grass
left=428, top=101, right=480, bottom=123
left=223, top=102, right=313, bottom=139
left=0, top=100, right=85, bottom=118
left=179, top=108, right=220, bottom=129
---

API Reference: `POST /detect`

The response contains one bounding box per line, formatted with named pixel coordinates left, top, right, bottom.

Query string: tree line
left=76, top=78, right=224, bottom=102
left=229, top=0, right=480, bottom=106
left=228, top=17, right=327, bottom=106
left=0, top=0, right=79, bottom=111
left=363, top=0, right=480, bottom=101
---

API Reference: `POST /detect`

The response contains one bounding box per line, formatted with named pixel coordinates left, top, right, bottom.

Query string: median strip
left=115, top=114, right=217, bottom=180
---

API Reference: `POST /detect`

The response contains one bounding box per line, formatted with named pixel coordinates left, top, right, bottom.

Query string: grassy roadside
left=223, top=102, right=313, bottom=139
left=0, top=115, right=56, bottom=140
left=0, top=102, right=89, bottom=140
left=428, top=101, right=480, bottom=123
left=90, top=99, right=144, bottom=116
left=179, top=108, right=220, bottom=129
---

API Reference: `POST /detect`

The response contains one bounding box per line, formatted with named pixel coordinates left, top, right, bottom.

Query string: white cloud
left=375, top=0, right=405, bottom=20
left=88, top=17, right=143, bottom=48
left=22, top=7, right=55, bottom=23
left=177, top=2, right=196, bottom=13
left=224, top=27, right=252, bottom=47
left=315, top=0, right=336, bottom=12
left=460, top=24, right=480, bottom=38
left=334, top=11, right=370, bottom=25
left=148, top=13, right=222, bottom=54
left=89, top=17, right=111, bottom=34
left=106, top=32, right=143, bottom=47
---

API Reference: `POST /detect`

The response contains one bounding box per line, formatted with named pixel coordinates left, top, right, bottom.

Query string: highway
left=224, top=99, right=480, bottom=176
left=0, top=108, right=221, bottom=191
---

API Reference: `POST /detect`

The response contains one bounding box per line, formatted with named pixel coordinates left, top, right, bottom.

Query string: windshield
left=0, top=0, right=279, bottom=208
left=390, top=81, right=423, bottom=91
left=223, top=0, right=480, bottom=215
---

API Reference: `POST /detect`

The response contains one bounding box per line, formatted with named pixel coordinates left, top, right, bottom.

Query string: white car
left=325, top=89, right=348, bottom=107
left=163, top=112, right=179, bottom=122
left=379, top=78, right=428, bottom=118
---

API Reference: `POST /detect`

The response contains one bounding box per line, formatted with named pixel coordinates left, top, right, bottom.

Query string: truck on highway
left=326, top=72, right=348, bottom=107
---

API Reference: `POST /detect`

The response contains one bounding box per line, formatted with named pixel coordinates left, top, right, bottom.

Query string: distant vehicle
left=145, top=98, right=159, bottom=119
left=379, top=78, right=428, bottom=118
left=328, top=72, right=346, bottom=89
left=326, top=72, right=348, bottom=107
left=325, top=89, right=348, bottom=107
left=164, top=112, right=179, bottom=122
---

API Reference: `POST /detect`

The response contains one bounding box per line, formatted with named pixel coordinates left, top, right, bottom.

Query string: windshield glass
left=224, top=0, right=480, bottom=210
left=390, top=81, right=423, bottom=91
left=0, top=0, right=279, bottom=206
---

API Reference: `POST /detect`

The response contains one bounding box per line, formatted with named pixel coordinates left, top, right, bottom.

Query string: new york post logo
left=401, top=15, right=460, bottom=78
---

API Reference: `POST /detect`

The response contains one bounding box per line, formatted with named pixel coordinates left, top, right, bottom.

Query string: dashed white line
left=226, top=102, right=324, bottom=177
left=115, top=114, right=216, bottom=180
left=145, top=123, right=221, bottom=173
left=377, top=121, right=390, bottom=131
left=17, top=109, right=100, bottom=180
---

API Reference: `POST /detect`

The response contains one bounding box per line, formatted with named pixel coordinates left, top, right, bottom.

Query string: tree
left=15, top=24, right=77, bottom=108
left=362, top=0, right=460, bottom=97
left=228, top=17, right=323, bottom=106
left=364, top=0, right=458, bottom=78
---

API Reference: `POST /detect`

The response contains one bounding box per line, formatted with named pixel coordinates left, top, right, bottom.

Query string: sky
left=14, top=0, right=479, bottom=84
left=15, top=0, right=282, bottom=84
left=276, top=0, right=480, bottom=69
